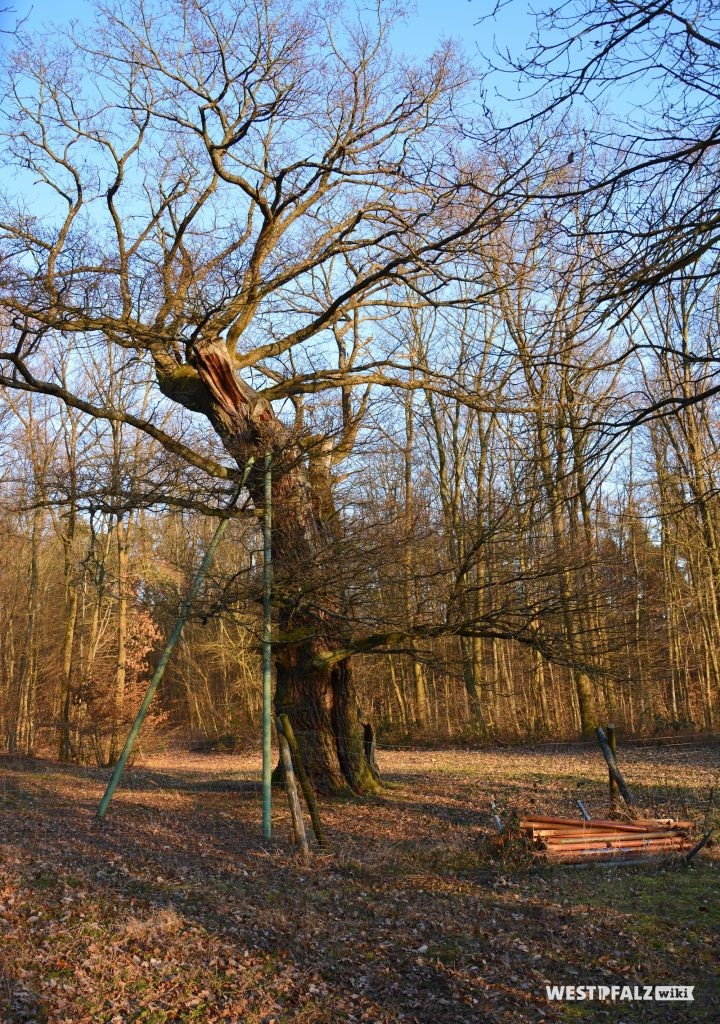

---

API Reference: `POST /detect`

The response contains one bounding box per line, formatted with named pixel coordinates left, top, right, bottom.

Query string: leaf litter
left=0, top=741, right=718, bottom=1023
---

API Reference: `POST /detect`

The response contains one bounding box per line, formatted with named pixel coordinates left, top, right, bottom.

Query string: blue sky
left=5, top=0, right=536, bottom=125
left=8, top=0, right=526, bottom=64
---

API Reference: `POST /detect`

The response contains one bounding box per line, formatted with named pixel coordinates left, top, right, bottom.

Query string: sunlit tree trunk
left=157, top=341, right=379, bottom=793
left=109, top=515, right=130, bottom=762
left=11, top=507, right=42, bottom=755
left=58, top=523, right=78, bottom=762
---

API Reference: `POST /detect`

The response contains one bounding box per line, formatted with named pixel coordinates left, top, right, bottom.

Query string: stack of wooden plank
left=520, top=814, right=694, bottom=863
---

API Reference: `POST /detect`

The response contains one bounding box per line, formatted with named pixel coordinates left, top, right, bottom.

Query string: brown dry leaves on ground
left=0, top=741, right=718, bottom=1024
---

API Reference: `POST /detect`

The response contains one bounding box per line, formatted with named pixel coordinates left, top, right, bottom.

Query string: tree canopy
left=2, top=0, right=720, bottom=778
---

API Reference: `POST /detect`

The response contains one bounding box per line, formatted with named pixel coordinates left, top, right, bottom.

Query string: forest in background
left=1, top=0, right=720, bottom=769
left=3, top=265, right=720, bottom=761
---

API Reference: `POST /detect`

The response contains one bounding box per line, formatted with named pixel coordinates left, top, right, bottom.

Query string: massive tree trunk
left=156, top=340, right=380, bottom=794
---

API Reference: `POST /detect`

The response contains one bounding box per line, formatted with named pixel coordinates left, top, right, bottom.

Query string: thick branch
left=0, top=353, right=235, bottom=480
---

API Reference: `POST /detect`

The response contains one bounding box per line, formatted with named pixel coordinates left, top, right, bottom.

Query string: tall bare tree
left=0, top=0, right=536, bottom=791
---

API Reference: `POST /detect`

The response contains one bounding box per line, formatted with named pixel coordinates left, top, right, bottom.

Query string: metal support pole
left=262, top=453, right=273, bottom=841
left=96, top=465, right=253, bottom=819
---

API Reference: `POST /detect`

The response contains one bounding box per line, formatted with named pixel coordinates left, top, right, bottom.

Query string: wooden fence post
left=595, top=726, right=635, bottom=807
left=606, top=723, right=620, bottom=806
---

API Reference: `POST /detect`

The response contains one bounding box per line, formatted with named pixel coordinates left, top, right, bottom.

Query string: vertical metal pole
left=262, top=453, right=273, bottom=841
left=96, top=465, right=253, bottom=819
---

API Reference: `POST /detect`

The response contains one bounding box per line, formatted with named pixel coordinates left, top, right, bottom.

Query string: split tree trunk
left=156, top=340, right=380, bottom=794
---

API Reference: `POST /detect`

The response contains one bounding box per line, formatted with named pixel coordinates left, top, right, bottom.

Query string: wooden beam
left=276, top=717, right=309, bottom=863
left=278, top=714, right=326, bottom=848
left=595, top=726, right=635, bottom=806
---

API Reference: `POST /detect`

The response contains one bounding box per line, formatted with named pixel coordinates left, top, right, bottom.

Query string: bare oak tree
left=0, top=0, right=532, bottom=791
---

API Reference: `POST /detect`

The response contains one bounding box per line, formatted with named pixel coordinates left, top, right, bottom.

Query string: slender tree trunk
left=109, top=516, right=130, bottom=762
left=459, top=636, right=488, bottom=733
left=58, top=551, right=78, bottom=762
left=388, top=656, right=408, bottom=728
left=12, top=509, right=42, bottom=755
left=54, top=409, right=79, bottom=761
left=411, top=658, right=430, bottom=728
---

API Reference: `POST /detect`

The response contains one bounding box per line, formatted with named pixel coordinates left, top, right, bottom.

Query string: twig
left=682, top=830, right=714, bottom=865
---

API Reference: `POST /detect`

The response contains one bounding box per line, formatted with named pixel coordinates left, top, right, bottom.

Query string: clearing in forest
left=0, top=742, right=718, bottom=1023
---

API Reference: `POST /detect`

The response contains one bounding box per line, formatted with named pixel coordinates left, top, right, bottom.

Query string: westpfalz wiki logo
left=546, top=984, right=694, bottom=1002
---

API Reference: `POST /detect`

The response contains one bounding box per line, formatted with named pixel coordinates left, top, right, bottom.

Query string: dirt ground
left=0, top=740, right=718, bottom=1023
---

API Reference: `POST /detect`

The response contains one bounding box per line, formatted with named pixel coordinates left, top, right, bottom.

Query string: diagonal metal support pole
left=96, top=462, right=254, bottom=819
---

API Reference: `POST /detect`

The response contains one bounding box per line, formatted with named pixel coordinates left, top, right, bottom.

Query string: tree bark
left=11, top=506, right=42, bottom=755
left=156, top=340, right=379, bottom=794
left=110, top=516, right=130, bottom=763
left=58, top=543, right=78, bottom=762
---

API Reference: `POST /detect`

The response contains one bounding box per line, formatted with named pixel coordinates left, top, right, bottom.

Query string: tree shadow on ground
left=1, top=751, right=717, bottom=1023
